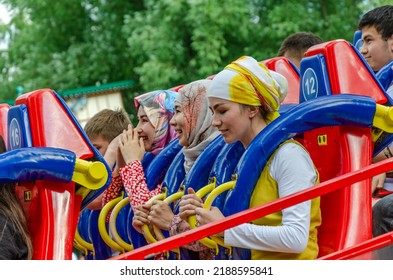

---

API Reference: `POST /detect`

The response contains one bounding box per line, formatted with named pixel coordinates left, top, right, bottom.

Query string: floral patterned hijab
left=134, top=90, right=177, bottom=155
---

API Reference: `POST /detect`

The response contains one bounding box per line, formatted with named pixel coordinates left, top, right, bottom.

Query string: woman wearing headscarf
left=131, top=79, right=220, bottom=259
left=101, top=90, right=178, bottom=210
left=179, top=56, right=321, bottom=260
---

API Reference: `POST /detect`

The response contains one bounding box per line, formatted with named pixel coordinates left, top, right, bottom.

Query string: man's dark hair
left=358, top=5, right=393, bottom=40
left=278, top=32, right=323, bottom=58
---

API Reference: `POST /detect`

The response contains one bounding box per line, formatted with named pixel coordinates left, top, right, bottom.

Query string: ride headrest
left=7, top=104, right=33, bottom=150
left=304, top=39, right=392, bottom=105
left=353, top=30, right=363, bottom=51
left=263, top=57, right=300, bottom=105
left=299, top=54, right=332, bottom=103
left=14, top=88, right=96, bottom=158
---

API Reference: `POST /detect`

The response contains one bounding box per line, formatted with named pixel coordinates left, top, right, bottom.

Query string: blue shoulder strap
left=376, top=61, right=393, bottom=91
left=145, top=139, right=182, bottom=191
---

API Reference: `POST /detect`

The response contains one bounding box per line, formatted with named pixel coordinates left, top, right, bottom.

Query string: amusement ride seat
left=203, top=39, right=392, bottom=260
left=7, top=88, right=110, bottom=259
left=95, top=139, right=183, bottom=258
left=299, top=39, right=393, bottom=258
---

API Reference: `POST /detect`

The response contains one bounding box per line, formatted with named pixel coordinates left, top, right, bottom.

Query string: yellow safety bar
left=109, top=196, right=134, bottom=252
left=205, top=180, right=236, bottom=255
left=140, top=187, right=187, bottom=258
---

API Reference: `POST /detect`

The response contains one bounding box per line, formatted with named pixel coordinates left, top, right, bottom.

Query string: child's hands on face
left=103, top=134, right=122, bottom=171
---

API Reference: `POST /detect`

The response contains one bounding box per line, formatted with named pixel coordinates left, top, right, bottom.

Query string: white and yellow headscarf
left=208, top=56, right=288, bottom=123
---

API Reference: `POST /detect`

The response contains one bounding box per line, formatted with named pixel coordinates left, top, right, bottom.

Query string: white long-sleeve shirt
left=224, top=142, right=317, bottom=253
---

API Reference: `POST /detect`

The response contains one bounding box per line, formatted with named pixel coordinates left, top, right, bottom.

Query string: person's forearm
left=86, top=193, right=104, bottom=210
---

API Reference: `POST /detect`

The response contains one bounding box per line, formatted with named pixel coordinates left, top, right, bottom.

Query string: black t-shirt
left=0, top=211, right=28, bottom=260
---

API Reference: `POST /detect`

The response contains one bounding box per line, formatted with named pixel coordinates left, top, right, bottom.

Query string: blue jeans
left=372, top=193, right=393, bottom=259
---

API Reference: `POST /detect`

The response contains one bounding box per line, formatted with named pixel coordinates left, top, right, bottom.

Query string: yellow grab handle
left=73, top=158, right=108, bottom=190
left=153, top=189, right=185, bottom=241
left=164, top=188, right=185, bottom=204
left=188, top=179, right=219, bottom=253
left=204, top=180, right=236, bottom=209
left=188, top=179, right=236, bottom=254
left=188, top=179, right=216, bottom=230
left=73, top=240, right=88, bottom=257
left=74, top=226, right=94, bottom=252
left=195, top=179, right=216, bottom=199
left=141, top=192, right=167, bottom=244
left=203, top=180, right=236, bottom=254
left=141, top=225, right=157, bottom=244
left=109, top=197, right=134, bottom=251
left=98, top=196, right=125, bottom=253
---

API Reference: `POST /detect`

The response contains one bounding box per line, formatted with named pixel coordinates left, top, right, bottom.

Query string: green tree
left=0, top=0, right=141, bottom=100
left=122, top=0, right=258, bottom=91
left=0, top=0, right=388, bottom=102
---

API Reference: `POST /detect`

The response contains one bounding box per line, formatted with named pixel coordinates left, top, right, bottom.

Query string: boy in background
left=277, top=32, right=323, bottom=69
left=358, top=5, right=393, bottom=259
left=84, top=108, right=131, bottom=210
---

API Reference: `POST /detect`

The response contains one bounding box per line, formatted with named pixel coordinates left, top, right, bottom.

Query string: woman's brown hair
left=0, top=135, right=33, bottom=259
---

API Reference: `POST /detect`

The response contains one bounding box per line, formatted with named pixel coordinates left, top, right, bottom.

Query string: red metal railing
left=320, top=230, right=393, bottom=260
left=110, top=157, right=393, bottom=260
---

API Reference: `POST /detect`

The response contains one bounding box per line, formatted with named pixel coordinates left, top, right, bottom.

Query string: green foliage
left=0, top=0, right=138, bottom=100
left=0, top=0, right=384, bottom=103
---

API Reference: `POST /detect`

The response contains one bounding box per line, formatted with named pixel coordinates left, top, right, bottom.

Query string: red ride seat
left=9, top=88, right=109, bottom=259
left=300, top=39, right=391, bottom=258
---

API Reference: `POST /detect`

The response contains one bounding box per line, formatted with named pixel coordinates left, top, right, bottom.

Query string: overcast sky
left=0, top=4, right=10, bottom=24
left=0, top=4, right=10, bottom=50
